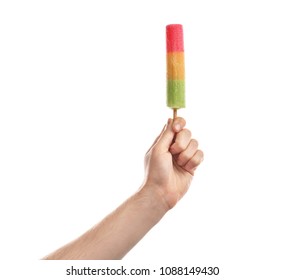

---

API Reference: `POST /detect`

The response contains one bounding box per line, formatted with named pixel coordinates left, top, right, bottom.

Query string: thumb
left=155, top=119, right=175, bottom=152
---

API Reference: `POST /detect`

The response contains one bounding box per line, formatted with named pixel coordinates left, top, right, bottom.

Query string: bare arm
left=43, top=187, right=167, bottom=259
left=43, top=118, right=203, bottom=260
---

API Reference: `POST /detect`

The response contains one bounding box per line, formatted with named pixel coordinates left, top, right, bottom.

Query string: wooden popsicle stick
left=173, top=108, right=177, bottom=119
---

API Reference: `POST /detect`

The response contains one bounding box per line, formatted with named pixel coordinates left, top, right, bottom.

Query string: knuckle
left=191, top=139, right=199, bottom=147
left=193, top=150, right=204, bottom=165
left=175, top=139, right=187, bottom=151
left=198, top=150, right=204, bottom=161
left=184, top=129, right=192, bottom=138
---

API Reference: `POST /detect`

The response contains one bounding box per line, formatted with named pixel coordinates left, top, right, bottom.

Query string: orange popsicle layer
left=167, top=52, right=185, bottom=80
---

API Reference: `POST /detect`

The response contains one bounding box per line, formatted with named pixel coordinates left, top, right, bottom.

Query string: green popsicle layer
left=167, top=80, right=185, bottom=108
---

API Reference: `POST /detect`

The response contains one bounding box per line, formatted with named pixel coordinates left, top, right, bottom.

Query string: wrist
left=137, top=184, right=171, bottom=216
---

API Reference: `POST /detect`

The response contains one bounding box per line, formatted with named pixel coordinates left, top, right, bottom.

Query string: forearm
left=43, top=185, right=168, bottom=260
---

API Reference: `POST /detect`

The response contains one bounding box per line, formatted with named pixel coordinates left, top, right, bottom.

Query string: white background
left=0, top=0, right=284, bottom=279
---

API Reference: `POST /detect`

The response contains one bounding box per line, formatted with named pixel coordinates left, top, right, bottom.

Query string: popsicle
left=166, top=24, right=185, bottom=119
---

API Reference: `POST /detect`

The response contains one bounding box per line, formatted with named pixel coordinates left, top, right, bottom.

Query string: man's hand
left=43, top=117, right=204, bottom=260
left=143, top=118, right=204, bottom=210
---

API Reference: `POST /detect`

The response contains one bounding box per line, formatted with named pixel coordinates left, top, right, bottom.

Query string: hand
left=143, top=118, right=204, bottom=210
left=43, top=117, right=203, bottom=260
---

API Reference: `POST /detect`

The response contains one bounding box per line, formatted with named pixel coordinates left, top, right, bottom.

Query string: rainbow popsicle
left=166, top=24, right=185, bottom=117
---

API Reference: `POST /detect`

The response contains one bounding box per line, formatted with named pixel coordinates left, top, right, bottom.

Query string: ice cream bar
left=166, top=24, right=185, bottom=116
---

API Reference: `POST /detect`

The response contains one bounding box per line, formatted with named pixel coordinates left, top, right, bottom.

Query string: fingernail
left=175, top=123, right=181, bottom=131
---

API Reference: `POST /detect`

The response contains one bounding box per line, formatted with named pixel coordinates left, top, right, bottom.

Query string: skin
left=43, top=117, right=204, bottom=260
